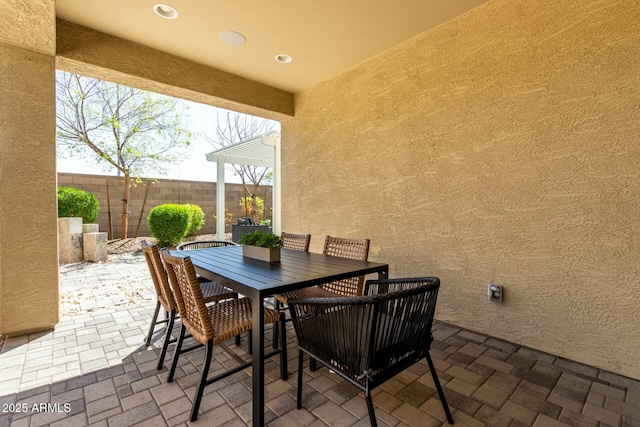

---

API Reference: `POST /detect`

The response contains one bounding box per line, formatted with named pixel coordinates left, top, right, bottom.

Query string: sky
left=56, top=98, right=277, bottom=184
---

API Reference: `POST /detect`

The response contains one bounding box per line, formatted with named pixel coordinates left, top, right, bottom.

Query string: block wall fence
left=57, top=173, right=273, bottom=239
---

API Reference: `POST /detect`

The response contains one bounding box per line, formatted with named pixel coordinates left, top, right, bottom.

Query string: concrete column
left=83, top=224, right=100, bottom=233
left=0, top=42, right=58, bottom=335
left=58, top=218, right=84, bottom=264
left=83, top=232, right=108, bottom=262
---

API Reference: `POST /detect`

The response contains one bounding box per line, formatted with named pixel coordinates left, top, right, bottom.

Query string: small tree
left=56, top=71, right=193, bottom=239
left=240, top=196, right=265, bottom=223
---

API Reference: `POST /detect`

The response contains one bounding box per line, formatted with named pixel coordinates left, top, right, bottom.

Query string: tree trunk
left=121, top=174, right=131, bottom=239
left=135, top=180, right=151, bottom=238
left=106, top=178, right=113, bottom=240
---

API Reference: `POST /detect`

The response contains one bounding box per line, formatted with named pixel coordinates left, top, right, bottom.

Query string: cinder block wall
left=57, top=173, right=273, bottom=238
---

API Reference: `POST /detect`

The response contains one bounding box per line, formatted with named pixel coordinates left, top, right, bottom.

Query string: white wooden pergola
left=205, top=132, right=281, bottom=240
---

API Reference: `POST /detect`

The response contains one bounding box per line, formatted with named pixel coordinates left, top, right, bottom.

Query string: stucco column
left=0, top=41, right=59, bottom=335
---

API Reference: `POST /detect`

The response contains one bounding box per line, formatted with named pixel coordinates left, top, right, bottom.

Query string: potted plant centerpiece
left=238, top=231, right=282, bottom=262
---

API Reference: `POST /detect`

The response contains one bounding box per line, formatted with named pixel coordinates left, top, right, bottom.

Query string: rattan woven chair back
left=289, top=277, right=453, bottom=426
left=281, top=232, right=311, bottom=252
left=141, top=241, right=176, bottom=312
left=320, top=236, right=370, bottom=296
left=160, top=249, right=288, bottom=422
left=176, top=240, right=237, bottom=251
left=161, top=250, right=214, bottom=345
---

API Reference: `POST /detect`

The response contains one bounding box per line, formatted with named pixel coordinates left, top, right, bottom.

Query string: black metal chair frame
left=161, top=250, right=288, bottom=422
left=176, top=240, right=237, bottom=251
left=288, top=277, right=454, bottom=427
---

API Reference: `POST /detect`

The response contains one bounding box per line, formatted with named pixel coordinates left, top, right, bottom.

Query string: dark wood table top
left=172, top=245, right=389, bottom=297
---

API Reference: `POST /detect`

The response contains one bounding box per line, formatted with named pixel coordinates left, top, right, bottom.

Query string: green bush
left=57, top=187, right=100, bottom=223
left=148, top=204, right=190, bottom=247
left=184, top=204, right=205, bottom=236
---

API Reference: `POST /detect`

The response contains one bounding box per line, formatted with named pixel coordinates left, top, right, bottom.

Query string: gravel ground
left=107, top=233, right=230, bottom=254
left=0, top=234, right=233, bottom=345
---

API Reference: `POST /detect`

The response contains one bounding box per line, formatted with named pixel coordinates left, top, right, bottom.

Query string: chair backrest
left=289, top=277, right=440, bottom=387
left=320, top=236, right=370, bottom=296
left=281, top=232, right=311, bottom=252
left=160, top=250, right=213, bottom=344
left=141, top=241, right=176, bottom=312
left=176, top=240, right=237, bottom=251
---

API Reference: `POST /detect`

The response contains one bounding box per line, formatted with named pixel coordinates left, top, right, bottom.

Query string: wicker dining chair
left=176, top=240, right=237, bottom=250
left=161, top=250, right=288, bottom=422
left=288, top=277, right=453, bottom=427
left=280, top=231, right=311, bottom=252
left=270, top=232, right=312, bottom=346
left=141, top=241, right=236, bottom=370
left=272, top=235, right=369, bottom=349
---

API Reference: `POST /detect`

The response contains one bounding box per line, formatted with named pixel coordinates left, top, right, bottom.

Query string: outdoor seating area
left=1, top=250, right=639, bottom=426
left=2, top=1, right=640, bottom=426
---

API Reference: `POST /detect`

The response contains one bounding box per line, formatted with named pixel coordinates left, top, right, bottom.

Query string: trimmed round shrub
left=57, top=187, right=100, bottom=223
left=185, top=204, right=205, bottom=236
left=148, top=204, right=190, bottom=247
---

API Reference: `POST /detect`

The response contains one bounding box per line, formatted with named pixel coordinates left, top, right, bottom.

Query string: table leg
left=251, top=295, right=265, bottom=427
left=378, top=267, right=389, bottom=280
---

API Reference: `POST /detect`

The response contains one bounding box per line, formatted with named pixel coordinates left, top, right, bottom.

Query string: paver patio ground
left=1, top=252, right=638, bottom=426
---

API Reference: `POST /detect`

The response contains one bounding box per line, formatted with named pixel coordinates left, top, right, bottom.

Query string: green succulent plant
left=238, top=231, right=282, bottom=249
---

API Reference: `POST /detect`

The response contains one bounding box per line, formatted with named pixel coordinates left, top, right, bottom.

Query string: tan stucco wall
left=0, top=0, right=55, bottom=56
left=0, top=41, right=59, bottom=335
left=55, top=20, right=294, bottom=119
left=281, top=0, right=640, bottom=379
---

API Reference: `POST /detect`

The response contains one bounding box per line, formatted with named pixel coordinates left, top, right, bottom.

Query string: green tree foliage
left=184, top=204, right=205, bottom=236
left=57, top=187, right=100, bottom=223
left=148, top=204, right=190, bottom=247
left=56, top=71, right=193, bottom=239
left=240, top=196, right=265, bottom=222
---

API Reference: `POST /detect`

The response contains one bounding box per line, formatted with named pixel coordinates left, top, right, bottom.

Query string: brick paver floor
left=1, top=253, right=639, bottom=426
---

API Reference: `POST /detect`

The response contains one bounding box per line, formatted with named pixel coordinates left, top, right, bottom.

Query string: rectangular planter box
left=242, top=245, right=281, bottom=263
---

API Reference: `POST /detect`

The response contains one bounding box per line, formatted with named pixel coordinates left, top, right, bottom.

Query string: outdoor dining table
left=171, top=244, right=389, bottom=426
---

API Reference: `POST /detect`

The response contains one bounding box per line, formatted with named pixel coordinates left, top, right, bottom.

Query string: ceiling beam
left=55, top=19, right=294, bottom=118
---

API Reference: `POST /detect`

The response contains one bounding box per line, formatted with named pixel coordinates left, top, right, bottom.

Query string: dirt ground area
left=106, top=233, right=228, bottom=254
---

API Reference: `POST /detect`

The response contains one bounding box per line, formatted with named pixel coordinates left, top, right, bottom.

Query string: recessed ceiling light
left=275, top=54, right=292, bottom=64
left=219, top=31, right=246, bottom=46
left=153, top=4, right=178, bottom=19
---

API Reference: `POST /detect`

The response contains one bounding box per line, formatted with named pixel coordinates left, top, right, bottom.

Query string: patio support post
left=0, top=0, right=59, bottom=335
left=216, top=158, right=226, bottom=241
left=264, top=133, right=281, bottom=235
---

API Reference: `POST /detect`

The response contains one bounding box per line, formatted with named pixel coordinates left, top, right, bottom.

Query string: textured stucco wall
left=0, top=0, right=55, bottom=56
left=281, top=0, right=640, bottom=379
left=55, top=20, right=294, bottom=119
left=0, top=41, right=59, bottom=335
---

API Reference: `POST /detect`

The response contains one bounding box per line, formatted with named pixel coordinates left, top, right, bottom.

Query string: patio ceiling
left=54, top=0, right=491, bottom=93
